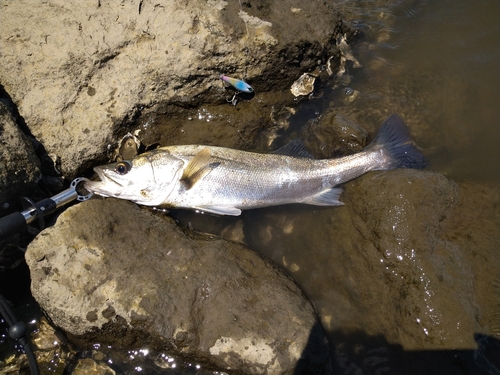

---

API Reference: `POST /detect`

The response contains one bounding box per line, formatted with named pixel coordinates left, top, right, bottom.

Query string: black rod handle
left=0, top=212, right=27, bottom=241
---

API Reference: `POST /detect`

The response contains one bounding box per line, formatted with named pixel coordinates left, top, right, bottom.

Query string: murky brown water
left=342, top=0, right=500, bottom=184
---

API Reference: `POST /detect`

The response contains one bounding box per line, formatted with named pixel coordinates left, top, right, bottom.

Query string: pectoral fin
left=180, top=148, right=216, bottom=189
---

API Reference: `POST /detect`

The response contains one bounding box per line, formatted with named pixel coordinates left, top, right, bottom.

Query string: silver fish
left=85, top=114, right=426, bottom=216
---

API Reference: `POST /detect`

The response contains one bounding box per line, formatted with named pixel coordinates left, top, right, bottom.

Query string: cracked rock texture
left=25, top=198, right=330, bottom=375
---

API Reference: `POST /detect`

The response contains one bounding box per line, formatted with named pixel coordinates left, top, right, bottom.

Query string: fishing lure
left=220, top=75, right=254, bottom=93
left=220, top=75, right=254, bottom=106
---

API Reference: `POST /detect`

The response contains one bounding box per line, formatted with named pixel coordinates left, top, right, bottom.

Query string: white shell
left=290, top=73, right=316, bottom=97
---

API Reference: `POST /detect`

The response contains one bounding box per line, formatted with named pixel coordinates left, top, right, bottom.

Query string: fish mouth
left=84, top=167, right=124, bottom=197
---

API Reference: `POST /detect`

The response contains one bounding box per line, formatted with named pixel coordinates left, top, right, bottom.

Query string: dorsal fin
left=272, top=139, right=314, bottom=159
left=180, top=148, right=214, bottom=190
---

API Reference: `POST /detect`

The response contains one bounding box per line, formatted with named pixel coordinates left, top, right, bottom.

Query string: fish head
left=85, top=150, right=184, bottom=206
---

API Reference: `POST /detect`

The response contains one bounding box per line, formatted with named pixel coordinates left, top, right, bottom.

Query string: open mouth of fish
left=84, top=168, right=124, bottom=197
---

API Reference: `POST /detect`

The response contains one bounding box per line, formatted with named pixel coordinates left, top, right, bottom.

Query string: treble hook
left=226, top=93, right=239, bottom=106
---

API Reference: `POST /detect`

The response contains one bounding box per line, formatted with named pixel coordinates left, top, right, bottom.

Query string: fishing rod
left=0, top=177, right=92, bottom=241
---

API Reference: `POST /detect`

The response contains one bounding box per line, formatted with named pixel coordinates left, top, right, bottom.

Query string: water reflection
left=344, top=0, right=500, bottom=182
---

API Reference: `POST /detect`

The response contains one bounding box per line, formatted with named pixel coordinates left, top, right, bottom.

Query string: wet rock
left=0, top=1, right=346, bottom=178
left=242, top=170, right=499, bottom=357
left=334, top=34, right=362, bottom=77
left=0, top=353, right=24, bottom=374
left=25, top=199, right=330, bottom=374
left=27, top=316, right=73, bottom=375
left=301, top=111, right=367, bottom=158
left=341, top=87, right=360, bottom=104
left=0, top=102, right=41, bottom=213
left=72, top=358, right=115, bottom=375
left=31, top=316, right=67, bottom=351
left=341, top=171, right=474, bottom=347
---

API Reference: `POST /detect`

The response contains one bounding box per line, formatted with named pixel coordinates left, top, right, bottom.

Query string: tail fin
left=369, top=114, right=427, bottom=169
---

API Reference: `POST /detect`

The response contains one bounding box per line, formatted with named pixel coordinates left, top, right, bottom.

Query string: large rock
left=25, top=198, right=330, bottom=374
left=237, top=169, right=500, bottom=370
left=0, top=101, right=41, bottom=212
left=0, top=0, right=346, bottom=178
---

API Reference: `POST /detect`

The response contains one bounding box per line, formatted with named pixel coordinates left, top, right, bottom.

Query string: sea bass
left=85, top=114, right=426, bottom=216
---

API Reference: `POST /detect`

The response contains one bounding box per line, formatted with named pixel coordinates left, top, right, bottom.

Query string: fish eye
left=115, top=161, right=132, bottom=175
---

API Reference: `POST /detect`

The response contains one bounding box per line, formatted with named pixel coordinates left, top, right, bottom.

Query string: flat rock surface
left=25, top=198, right=330, bottom=374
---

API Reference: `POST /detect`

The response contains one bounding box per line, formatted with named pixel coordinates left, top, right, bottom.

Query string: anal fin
left=302, top=187, right=344, bottom=206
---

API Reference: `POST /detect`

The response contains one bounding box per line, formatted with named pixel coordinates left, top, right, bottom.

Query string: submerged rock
left=302, top=111, right=368, bottom=158
left=241, top=169, right=499, bottom=370
left=25, top=199, right=330, bottom=374
left=0, top=0, right=346, bottom=178
left=72, top=358, right=115, bottom=375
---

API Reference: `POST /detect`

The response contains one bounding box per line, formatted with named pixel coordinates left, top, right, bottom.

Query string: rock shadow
left=294, top=326, right=500, bottom=375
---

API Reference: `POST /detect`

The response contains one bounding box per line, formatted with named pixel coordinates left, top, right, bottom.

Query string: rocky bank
left=24, top=167, right=500, bottom=374
left=0, top=1, right=356, bottom=373
left=0, top=0, right=350, bottom=178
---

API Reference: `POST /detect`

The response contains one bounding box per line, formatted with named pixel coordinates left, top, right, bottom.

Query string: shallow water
left=341, top=0, right=500, bottom=183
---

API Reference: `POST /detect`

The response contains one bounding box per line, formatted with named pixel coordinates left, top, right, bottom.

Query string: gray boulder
left=25, top=198, right=330, bottom=374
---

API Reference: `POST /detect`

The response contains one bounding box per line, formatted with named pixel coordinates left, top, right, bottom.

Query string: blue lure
left=220, top=75, right=254, bottom=93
